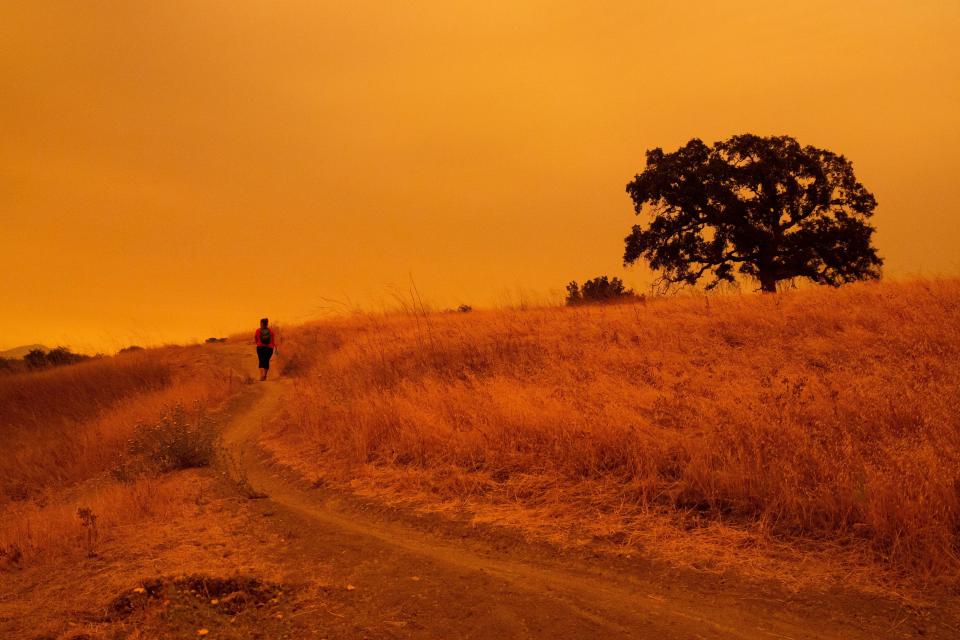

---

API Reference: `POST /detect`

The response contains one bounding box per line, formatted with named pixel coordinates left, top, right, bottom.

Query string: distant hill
left=0, top=344, right=47, bottom=360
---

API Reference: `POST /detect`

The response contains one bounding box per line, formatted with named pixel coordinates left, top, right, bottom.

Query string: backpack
left=259, top=327, right=272, bottom=346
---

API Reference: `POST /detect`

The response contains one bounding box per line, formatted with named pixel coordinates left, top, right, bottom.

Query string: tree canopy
left=624, top=134, right=882, bottom=292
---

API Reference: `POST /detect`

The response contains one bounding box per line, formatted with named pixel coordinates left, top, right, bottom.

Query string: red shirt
left=255, top=328, right=276, bottom=347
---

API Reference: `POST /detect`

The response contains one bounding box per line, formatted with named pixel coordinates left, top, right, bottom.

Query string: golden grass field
left=262, top=278, right=960, bottom=591
left=1, top=278, right=958, bottom=638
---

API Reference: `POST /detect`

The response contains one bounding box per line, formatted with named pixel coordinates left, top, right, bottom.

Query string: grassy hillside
left=0, top=342, right=320, bottom=640
left=0, top=344, right=241, bottom=564
left=264, top=279, right=960, bottom=588
left=0, top=346, right=241, bottom=498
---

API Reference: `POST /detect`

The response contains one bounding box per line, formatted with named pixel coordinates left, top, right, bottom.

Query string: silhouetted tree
left=566, top=276, right=637, bottom=305
left=624, top=134, right=882, bottom=292
left=22, top=346, right=88, bottom=369
left=24, top=348, right=47, bottom=369
left=45, top=346, right=86, bottom=366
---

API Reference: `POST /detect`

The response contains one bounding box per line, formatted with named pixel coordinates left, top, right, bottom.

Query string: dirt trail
left=220, top=363, right=941, bottom=639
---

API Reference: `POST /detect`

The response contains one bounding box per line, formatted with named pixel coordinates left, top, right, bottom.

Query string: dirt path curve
left=219, top=365, right=931, bottom=639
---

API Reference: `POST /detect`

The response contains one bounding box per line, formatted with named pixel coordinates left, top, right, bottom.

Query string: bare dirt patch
left=91, top=574, right=299, bottom=638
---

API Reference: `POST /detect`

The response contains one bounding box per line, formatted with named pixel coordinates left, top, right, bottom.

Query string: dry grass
left=0, top=338, right=322, bottom=638
left=0, top=344, right=242, bottom=567
left=0, top=348, right=171, bottom=431
left=0, top=345, right=238, bottom=501
left=0, top=469, right=315, bottom=640
left=263, top=278, right=960, bottom=590
left=1, top=475, right=191, bottom=563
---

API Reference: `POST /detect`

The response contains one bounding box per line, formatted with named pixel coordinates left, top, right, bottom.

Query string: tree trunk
left=759, top=273, right=778, bottom=293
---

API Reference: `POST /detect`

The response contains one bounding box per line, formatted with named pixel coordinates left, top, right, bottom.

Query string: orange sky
left=2, top=1, right=958, bottom=352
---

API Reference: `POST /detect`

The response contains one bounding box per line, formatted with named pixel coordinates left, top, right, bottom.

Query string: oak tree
left=624, top=134, right=882, bottom=292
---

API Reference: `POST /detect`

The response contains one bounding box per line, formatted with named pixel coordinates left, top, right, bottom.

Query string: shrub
left=125, top=404, right=218, bottom=473
left=76, top=506, right=99, bottom=557
left=23, top=348, right=48, bottom=369
left=45, top=346, right=90, bottom=367
left=21, top=346, right=90, bottom=369
left=566, top=276, right=640, bottom=305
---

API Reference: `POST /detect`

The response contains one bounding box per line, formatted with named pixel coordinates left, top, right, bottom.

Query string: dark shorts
left=256, top=346, right=274, bottom=369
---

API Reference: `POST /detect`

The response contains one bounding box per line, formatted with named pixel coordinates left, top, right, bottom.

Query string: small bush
left=126, top=405, right=218, bottom=473
left=457, top=304, right=473, bottom=313
left=45, top=346, right=90, bottom=367
left=566, top=276, right=640, bottom=305
left=76, top=506, right=99, bottom=557
left=21, top=346, right=91, bottom=369
left=23, top=348, right=48, bottom=369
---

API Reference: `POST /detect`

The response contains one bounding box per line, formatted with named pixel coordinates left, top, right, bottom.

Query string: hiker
left=255, top=317, right=277, bottom=381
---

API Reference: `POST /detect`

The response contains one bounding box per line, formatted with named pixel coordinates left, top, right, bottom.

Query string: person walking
left=255, top=317, right=277, bottom=381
